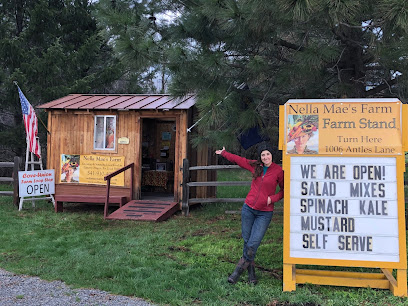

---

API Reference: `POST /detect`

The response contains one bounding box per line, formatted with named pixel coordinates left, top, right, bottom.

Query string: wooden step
left=106, top=200, right=179, bottom=222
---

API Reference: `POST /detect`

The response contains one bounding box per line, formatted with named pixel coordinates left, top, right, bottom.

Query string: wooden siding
left=55, top=184, right=130, bottom=199
left=46, top=109, right=187, bottom=202
left=177, top=111, right=188, bottom=205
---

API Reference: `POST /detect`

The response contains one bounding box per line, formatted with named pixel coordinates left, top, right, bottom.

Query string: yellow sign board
left=285, top=99, right=402, bottom=155
left=60, top=154, right=125, bottom=186
left=280, top=99, right=407, bottom=296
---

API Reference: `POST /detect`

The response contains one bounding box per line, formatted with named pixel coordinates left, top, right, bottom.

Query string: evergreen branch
left=275, top=39, right=305, bottom=52
left=338, top=21, right=381, bottom=29
left=362, top=54, right=376, bottom=64
left=226, top=62, right=247, bottom=69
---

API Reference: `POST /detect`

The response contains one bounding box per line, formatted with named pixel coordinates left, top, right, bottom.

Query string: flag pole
left=13, top=81, right=50, bottom=135
left=16, top=82, right=41, bottom=158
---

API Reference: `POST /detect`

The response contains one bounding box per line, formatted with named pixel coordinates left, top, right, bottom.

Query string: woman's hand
left=267, top=196, right=272, bottom=205
left=215, top=146, right=225, bottom=155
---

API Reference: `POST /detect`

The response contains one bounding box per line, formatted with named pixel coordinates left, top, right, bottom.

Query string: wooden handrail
left=187, top=181, right=251, bottom=187
left=105, top=163, right=134, bottom=180
left=0, top=162, right=16, bottom=167
left=103, top=163, right=134, bottom=218
left=188, top=165, right=241, bottom=170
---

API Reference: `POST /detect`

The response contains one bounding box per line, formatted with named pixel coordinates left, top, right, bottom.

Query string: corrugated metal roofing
left=37, top=94, right=196, bottom=110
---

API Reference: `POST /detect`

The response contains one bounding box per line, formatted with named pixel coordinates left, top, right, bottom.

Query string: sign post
left=18, top=139, right=55, bottom=210
left=279, top=99, right=407, bottom=296
left=19, top=169, right=55, bottom=197
left=18, top=169, right=55, bottom=210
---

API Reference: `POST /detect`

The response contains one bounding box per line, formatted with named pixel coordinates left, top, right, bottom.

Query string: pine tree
left=0, top=0, right=123, bottom=157
left=95, top=0, right=172, bottom=93
left=164, top=0, right=408, bottom=149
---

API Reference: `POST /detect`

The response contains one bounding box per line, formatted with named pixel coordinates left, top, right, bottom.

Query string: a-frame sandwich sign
left=279, top=99, right=407, bottom=296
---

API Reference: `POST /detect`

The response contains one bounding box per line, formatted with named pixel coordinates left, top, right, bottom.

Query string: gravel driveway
left=0, top=268, right=154, bottom=306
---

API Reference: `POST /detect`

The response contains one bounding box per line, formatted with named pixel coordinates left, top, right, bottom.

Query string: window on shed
left=94, top=115, right=116, bottom=150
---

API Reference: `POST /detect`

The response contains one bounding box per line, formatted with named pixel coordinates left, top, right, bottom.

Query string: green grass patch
left=0, top=183, right=13, bottom=191
left=0, top=179, right=406, bottom=305
left=216, top=169, right=251, bottom=198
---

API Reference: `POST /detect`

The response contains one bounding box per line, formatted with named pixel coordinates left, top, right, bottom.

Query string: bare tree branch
left=338, top=21, right=378, bottom=29
left=363, top=78, right=399, bottom=97
left=275, top=39, right=305, bottom=52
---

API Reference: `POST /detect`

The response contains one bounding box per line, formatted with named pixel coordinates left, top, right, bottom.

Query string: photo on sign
left=61, top=154, right=80, bottom=183
left=287, top=115, right=319, bottom=154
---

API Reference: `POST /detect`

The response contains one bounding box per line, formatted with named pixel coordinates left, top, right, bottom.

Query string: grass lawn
left=0, top=172, right=407, bottom=305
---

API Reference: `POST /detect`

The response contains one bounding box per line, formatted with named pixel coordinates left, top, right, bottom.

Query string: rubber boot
left=228, top=257, right=249, bottom=284
left=248, top=261, right=257, bottom=285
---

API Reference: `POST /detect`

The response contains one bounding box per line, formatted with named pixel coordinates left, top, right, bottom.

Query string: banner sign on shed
left=19, top=169, right=55, bottom=197
left=285, top=100, right=402, bottom=155
left=60, top=154, right=124, bottom=186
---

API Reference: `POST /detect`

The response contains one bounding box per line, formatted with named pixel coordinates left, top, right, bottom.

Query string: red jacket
left=221, top=150, right=284, bottom=211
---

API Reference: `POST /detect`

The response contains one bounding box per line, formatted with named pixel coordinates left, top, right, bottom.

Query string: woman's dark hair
left=249, top=158, right=263, bottom=179
left=251, top=143, right=274, bottom=179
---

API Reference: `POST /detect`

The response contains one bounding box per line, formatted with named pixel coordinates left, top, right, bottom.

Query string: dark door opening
left=141, top=118, right=176, bottom=201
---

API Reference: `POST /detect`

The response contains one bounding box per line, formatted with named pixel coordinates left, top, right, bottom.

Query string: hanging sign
left=118, top=137, right=129, bottom=144
left=18, top=169, right=55, bottom=197
left=285, top=100, right=402, bottom=155
left=290, top=156, right=398, bottom=262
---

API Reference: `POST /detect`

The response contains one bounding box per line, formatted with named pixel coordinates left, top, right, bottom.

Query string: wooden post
left=182, top=158, right=190, bottom=216
left=104, top=179, right=111, bottom=219
left=130, top=163, right=134, bottom=202
left=283, top=264, right=296, bottom=292
left=13, top=156, right=20, bottom=207
left=396, top=269, right=408, bottom=297
left=103, top=163, right=134, bottom=216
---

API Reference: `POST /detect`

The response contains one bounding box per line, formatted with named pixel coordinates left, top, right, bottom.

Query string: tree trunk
left=336, top=25, right=366, bottom=97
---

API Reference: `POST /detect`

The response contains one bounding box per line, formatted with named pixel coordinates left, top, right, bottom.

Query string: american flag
left=18, top=87, right=41, bottom=158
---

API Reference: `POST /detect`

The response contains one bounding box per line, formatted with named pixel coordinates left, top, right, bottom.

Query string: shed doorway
left=141, top=118, right=176, bottom=201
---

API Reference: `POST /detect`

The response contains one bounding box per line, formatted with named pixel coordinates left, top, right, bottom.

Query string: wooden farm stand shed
left=38, top=94, right=215, bottom=221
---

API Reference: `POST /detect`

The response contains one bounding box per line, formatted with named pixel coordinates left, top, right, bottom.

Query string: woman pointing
left=215, top=143, right=284, bottom=284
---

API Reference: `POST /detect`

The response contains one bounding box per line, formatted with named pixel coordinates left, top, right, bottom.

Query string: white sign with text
left=18, top=170, right=55, bottom=197
left=290, top=157, right=399, bottom=262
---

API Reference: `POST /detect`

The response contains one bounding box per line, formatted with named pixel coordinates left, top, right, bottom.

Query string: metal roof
left=37, top=94, right=196, bottom=110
